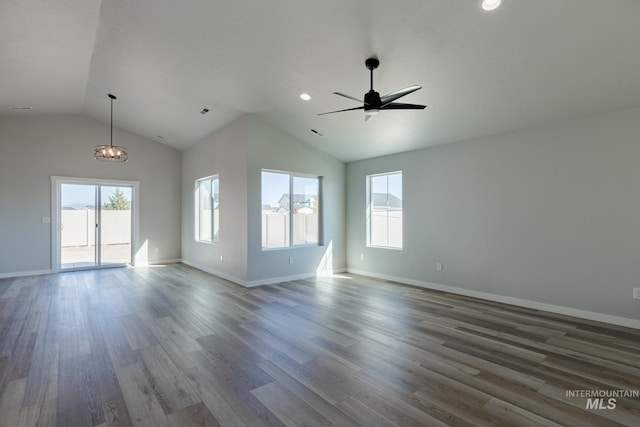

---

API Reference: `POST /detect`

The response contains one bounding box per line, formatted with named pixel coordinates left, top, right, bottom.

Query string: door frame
left=51, top=176, right=140, bottom=273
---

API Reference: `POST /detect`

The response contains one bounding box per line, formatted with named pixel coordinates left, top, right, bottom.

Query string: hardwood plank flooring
left=0, top=264, right=639, bottom=426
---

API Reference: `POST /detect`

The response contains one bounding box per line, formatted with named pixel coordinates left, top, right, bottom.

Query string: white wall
left=181, top=116, right=249, bottom=282
left=347, top=107, right=640, bottom=321
left=0, top=115, right=181, bottom=275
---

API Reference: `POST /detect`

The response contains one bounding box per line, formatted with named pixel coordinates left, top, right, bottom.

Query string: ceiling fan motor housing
left=364, top=90, right=382, bottom=111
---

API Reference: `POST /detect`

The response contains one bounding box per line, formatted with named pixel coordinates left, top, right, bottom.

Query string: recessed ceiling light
left=200, top=108, right=210, bottom=115
left=300, top=93, right=311, bottom=101
left=481, top=0, right=502, bottom=11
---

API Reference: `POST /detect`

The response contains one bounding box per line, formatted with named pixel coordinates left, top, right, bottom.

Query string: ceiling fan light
left=365, top=109, right=379, bottom=116
left=481, top=0, right=502, bottom=11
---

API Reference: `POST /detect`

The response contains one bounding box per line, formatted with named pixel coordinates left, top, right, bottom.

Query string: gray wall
left=0, top=115, right=181, bottom=276
left=6, top=108, right=636, bottom=323
left=181, top=116, right=249, bottom=282
left=246, top=116, right=346, bottom=283
left=181, top=115, right=346, bottom=285
left=347, top=107, right=640, bottom=321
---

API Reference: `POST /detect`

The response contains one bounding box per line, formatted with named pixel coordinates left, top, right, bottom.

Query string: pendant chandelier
left=94, top=94, right=128, bottom=162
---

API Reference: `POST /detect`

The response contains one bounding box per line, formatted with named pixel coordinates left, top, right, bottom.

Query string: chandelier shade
left=95, top=94, right=128, bottom=162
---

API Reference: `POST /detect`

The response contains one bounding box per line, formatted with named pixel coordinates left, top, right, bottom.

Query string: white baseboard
left=0, top=260, right=182, bottom=279
left=347, top=268, right=640, bottom=330
left=248, top=273, right=317, bottom=287
left=181, top=259, right=347, bottom=288
left=135, top=259, right=182, bottom=267
left=0, top=269, right=53, bottom=279
left=242, top=267, right=348, bottom=287
left=180, top=259, right=249, bottom=287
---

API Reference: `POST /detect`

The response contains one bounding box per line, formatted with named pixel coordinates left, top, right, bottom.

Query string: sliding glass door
left=60, top=183, right=98, bottom=269
left=54, top=178, right=136, bottom=271
left=99, top=185, right=132, bottom=266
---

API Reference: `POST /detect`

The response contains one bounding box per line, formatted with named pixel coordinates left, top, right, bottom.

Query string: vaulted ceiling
left=2, top=0, right=640, bottom=162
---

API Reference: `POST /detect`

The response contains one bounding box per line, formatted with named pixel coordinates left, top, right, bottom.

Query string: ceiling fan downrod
left=365, top=57, right=379, bottom=91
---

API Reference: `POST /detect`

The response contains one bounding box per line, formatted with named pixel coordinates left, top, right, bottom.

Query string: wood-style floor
left=0, top=264, right=639, bottom=426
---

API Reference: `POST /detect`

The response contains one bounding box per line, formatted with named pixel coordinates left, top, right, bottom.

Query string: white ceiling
left=2, top=0, right=640, bottom=162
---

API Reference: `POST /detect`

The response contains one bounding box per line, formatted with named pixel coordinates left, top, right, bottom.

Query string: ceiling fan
left=319, top=57, right=426, bottom=121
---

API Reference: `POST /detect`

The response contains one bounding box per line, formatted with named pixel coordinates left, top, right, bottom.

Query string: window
left=262, top=170, right=320, bottom=249
left=195, top=176, right=219, bottom=243
left=367, top=171, right=402, bottom=249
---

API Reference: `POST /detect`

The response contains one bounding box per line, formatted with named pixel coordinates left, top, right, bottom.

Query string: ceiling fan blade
left=380, top=102, right=426, bottom=110
left=380, top=85, right=422, bottom=107
left=334, top=92, right=367, bottom=104
left=318, top=106, right=365, bottom=115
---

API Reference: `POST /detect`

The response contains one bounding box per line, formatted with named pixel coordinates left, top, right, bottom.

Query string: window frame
left=195, top=175, right=219, bottom=244
left=366, top=171, right=403, bottom=250
left=261, top=169, right=322, bottom=250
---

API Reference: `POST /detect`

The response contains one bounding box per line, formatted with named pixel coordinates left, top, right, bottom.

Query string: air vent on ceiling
left=10, top=107, right=32, bottom=110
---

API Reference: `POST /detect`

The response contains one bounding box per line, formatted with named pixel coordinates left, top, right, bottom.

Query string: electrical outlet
left=436, top=263, right=443, bottom=272
left=219, top=255, right=224, bottom=262
left=154, top=247, right=160, bottom=253
left=289, top=256, right=294, bottom=265
left=633, top=288, right=640, bottom=300
left=360, top=253, right=364, bottom=261
left=42, top=217, right=50, bottom=224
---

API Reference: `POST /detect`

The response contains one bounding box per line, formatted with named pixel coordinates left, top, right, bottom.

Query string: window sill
left=367, top=245, right=403, bottom=250
left=261, top=244, right=321, bottom=251
left=196, top=240, right=219, bottom=246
